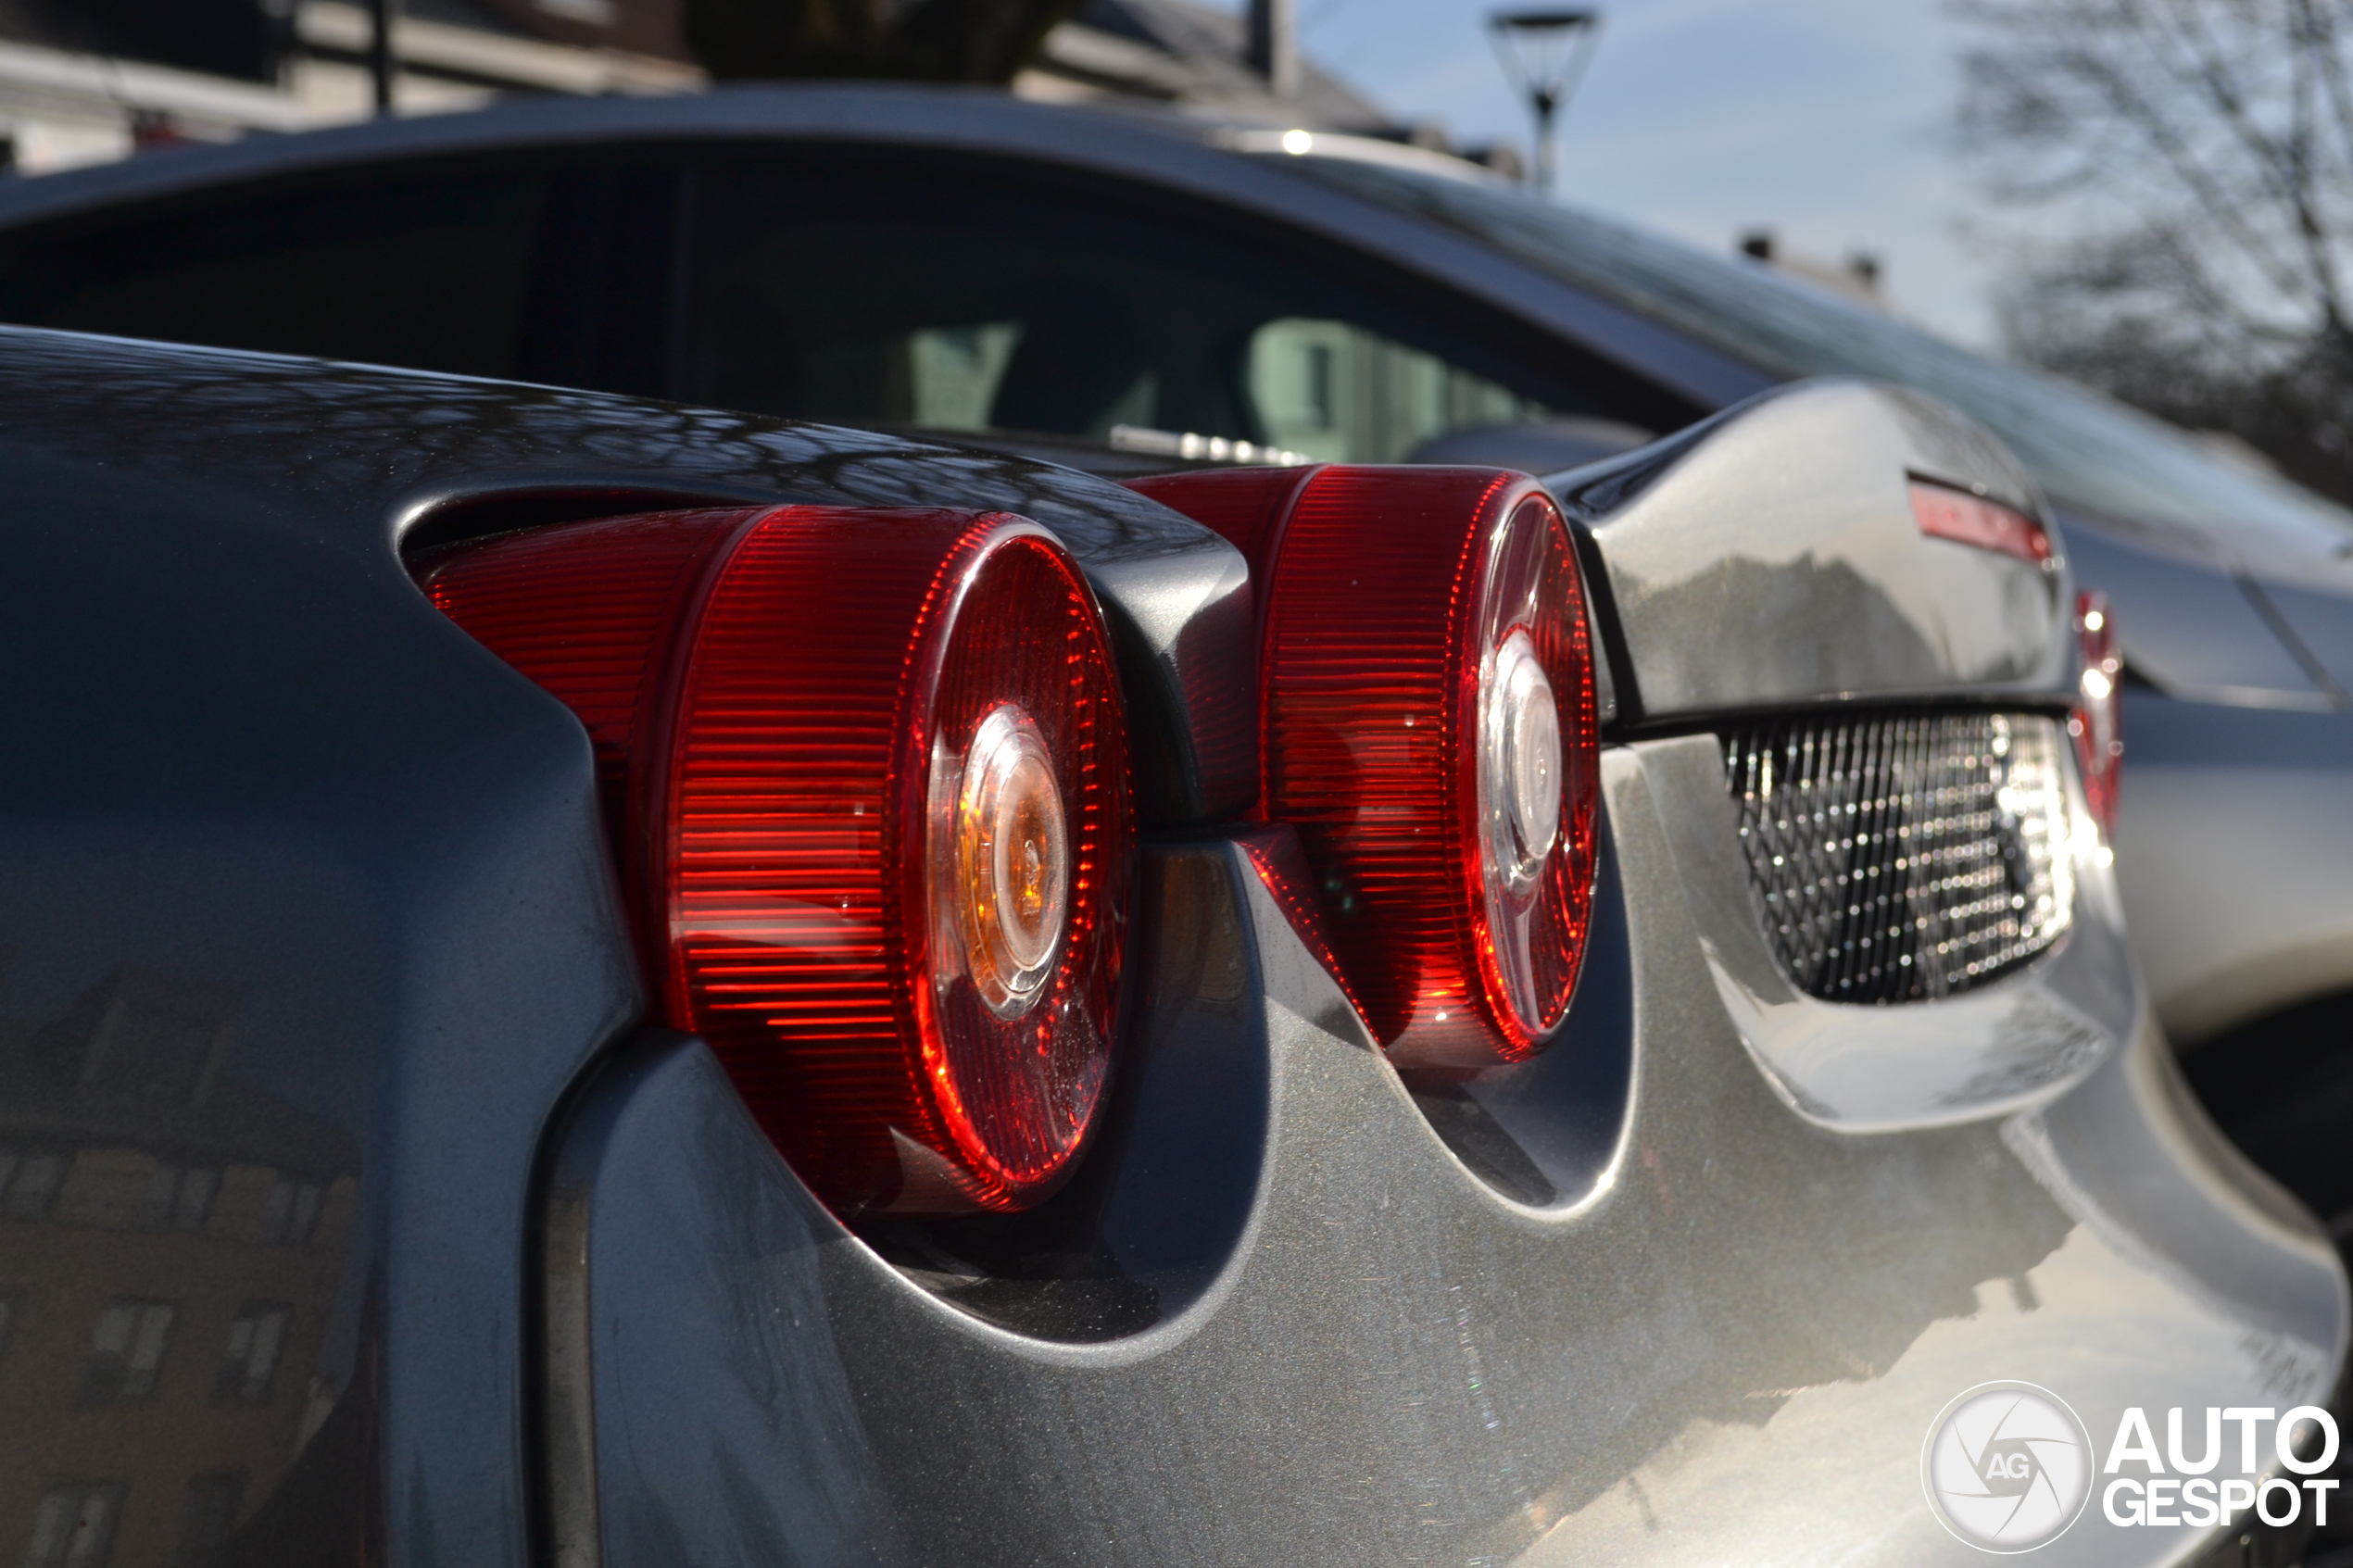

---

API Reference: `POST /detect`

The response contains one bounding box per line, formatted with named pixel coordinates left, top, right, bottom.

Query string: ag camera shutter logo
left=1922, top=1381, right=2094, bottom=1551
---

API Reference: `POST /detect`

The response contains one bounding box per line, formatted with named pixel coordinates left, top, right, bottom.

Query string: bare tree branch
left=1955, top=0, right=2353, bottom=501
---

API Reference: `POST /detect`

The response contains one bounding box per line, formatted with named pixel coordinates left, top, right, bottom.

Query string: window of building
left=0, top=1145, right=65, bottom=1219
left=258, top=1177, right=322, bottom=1245
left=214, top=1303, right=289, bottom=1406
left=82, top=974, right=231, bottom=1106
left=82, top=1299, right=176, bottom=1404
left=173, top=1474, right=245, bottom=1568
left=0, top=1296, right=15, bottom=1363
left=132, top=1163, right=220, bottom=1233
left=25, top=1482, right=124, bottom=1568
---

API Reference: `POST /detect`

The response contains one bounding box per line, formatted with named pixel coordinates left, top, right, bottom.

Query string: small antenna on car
left=1488, top=8, right=1602, bottom=194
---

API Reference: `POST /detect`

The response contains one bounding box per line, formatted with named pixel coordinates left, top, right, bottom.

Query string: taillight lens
left=1133, top=466, right=1601, bottom=1071
left=2070, top=589, right=2122, bottom=835
left=422, top=506, right=1131, bottom=1214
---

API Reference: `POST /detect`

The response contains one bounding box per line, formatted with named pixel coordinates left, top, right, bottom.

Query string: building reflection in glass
left=0, top=969, right=359, bottom=1568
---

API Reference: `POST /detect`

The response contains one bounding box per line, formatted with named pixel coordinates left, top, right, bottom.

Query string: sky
left=1284, top=0, right=2004, bottom=348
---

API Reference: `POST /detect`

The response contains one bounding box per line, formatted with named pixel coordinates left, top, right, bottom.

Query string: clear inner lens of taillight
left=422, top=507, right=1128, bottom=1216
left=1467, top=495, right=1598, bottom=1048
left=2070, top=589, right=2122, bottom=835
left=1482, top=628, right=1562, bottom=891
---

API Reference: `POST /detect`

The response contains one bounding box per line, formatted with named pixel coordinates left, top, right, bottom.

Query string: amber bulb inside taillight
left=939, top=703, right=1071, bottom=1019
left=422, top=506, right=1130, bottom=1215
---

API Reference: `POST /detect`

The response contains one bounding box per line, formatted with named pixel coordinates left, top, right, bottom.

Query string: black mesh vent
left=1721, top=712, right=2076, bottom=1004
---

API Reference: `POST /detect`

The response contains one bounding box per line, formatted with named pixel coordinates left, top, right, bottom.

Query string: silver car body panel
left=1562, top=381, right=2072, bottom=721
left=549, top=745, right=2344, bottom=1567
left=1640, top=734, right=2137, bottom=1129
left=2110, top=700, right=2353, bottom=1046
left=2063, top=525, right=2336, bottom=712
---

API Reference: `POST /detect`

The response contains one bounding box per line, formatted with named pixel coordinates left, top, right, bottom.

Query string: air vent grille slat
left=1721, top=712, right=2076, bottom=1004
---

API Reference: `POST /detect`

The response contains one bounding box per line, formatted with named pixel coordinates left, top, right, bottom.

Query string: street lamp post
left=368, top=0, right=399, bottom=114
left=1248, top=0, right=1299, bottom=99
left=1488, top=8, right=1602, bottom=194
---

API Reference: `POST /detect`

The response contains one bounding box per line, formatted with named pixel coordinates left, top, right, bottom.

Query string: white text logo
left=2099, top=1406, right=2338, bottom=1530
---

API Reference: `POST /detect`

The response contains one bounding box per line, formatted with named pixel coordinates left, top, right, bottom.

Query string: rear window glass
left=1286, top=156, right=2353, bottom=558
left=0, top=171, right=547, bottom=379
left=682, top=154, right=1617, bottom=462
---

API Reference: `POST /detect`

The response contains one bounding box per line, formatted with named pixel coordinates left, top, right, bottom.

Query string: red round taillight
left=422, top=506, right=1131, bottom=1214
left=2070, top=589, right=2122, bottom=836
left=1132, top=466, right=1601, bottom=1071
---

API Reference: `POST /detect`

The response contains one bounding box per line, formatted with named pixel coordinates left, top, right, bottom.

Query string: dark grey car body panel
left=550, top=761, right=2339, bottom=1568
left=0, top=328, right=1238, bottom=1566
left=2062, top=526, right=2336, bottom=712
left=1559, top=380, right=2071, bottom=721
left=0, top=325, right=2337, bottom=1565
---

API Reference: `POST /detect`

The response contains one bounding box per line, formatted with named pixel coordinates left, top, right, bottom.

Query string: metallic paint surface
left=0, top=436, right=642, bottom=1567
left=2066, top=526, right=2337, bottom=711
left=0, top=328, right=2333, bottom=1566
left=2112, top=693, right=2353, bottom=1047
left=2262, top=576, right=2353, bottom=703
left=550, top=757, right=2343, bottom=1567
left=1560, top=382, right=2074, bottom=721
left=0, top=104, right=2334, bottom=1466
left=0, top=329, right=1239, bottom=1566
